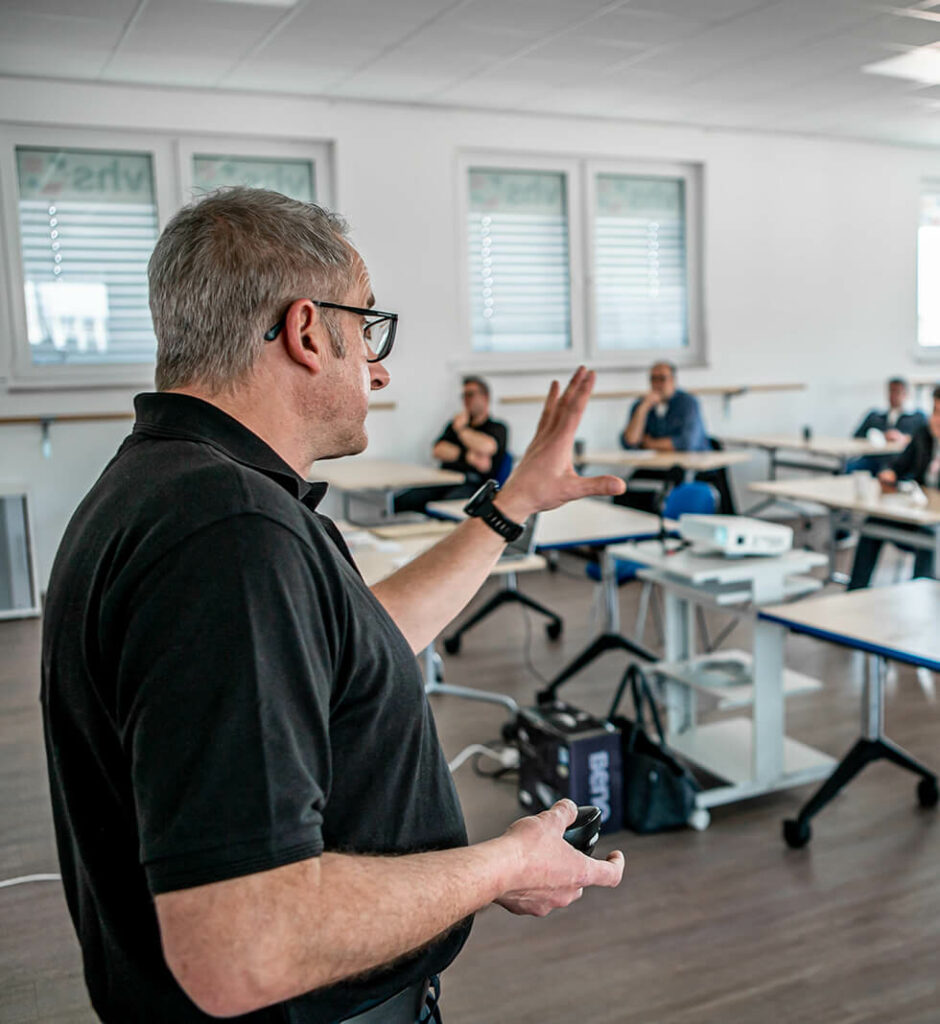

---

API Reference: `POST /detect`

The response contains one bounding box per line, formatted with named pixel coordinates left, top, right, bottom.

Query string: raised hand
left=497, top=367, right=625, bottom=522
left=495, top=799, right=624, bottom=917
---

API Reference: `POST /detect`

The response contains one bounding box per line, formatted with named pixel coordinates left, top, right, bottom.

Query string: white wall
left=1, top=76, right=939, bottom=586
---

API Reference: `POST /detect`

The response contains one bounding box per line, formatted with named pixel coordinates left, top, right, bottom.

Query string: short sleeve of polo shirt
left=117, top=512, right=342, bottom=895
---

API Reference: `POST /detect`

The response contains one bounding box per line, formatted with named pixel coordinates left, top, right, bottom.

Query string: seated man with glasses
left=395, top=375, right=509, bottom=513
left=616, top=360, right=711, bottom=512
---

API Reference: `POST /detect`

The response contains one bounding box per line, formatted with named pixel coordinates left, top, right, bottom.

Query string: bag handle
left=608, top=663, right=667, bottom=748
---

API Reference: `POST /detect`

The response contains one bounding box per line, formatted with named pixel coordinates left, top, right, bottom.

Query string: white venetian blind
left=594, top=173, right=688, bottom=352
left=918, top=187, right=940, bottom=350
left=16, top=146, right=160, bottom=367
left=467, top=168, right=571, bottom=353
left=192, top=154, right=316, bottom=202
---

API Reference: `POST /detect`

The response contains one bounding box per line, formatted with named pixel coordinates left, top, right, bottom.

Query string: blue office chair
left=585, top=481, right=719, bottom=646
left=493, top=450, right=514, bottom=487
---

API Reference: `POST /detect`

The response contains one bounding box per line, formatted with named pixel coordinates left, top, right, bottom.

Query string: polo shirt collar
left=132, top=392, right=328, bottom=508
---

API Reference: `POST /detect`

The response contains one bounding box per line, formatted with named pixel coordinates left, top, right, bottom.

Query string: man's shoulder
left=673, top=389, right=700, bottom=409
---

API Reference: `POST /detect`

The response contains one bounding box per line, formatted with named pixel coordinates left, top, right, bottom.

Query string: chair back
left=493, top=451, right=514, bottom=487
left=663, top=481, right=718, bottom=519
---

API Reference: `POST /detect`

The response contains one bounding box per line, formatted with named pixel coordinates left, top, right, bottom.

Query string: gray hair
left=150, top=187, right=355, bottom=393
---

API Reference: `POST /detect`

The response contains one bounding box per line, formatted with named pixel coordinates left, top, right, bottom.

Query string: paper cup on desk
left=852, top=471, right=879, bottom=503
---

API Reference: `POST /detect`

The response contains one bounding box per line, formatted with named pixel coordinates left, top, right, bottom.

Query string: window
left=16, top=146, right=160, bottom=368
left=918, top=185, right=940, bottom=353
left=191, top=154, right=316, bottom=203
left=467, top=168, right=571, bottom=354
left=594, top=173, right=688, bottom=352
left=0, top=129, right=332, bottom=387
left=461, top=156, right=701, bottom=368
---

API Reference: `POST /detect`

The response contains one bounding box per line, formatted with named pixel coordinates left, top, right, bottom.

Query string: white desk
left=725, top=433, right=907, bottom=525
left=759, top=580, right=939, bottom=846
left=339, top=520, right=545, bottom=714
left=428, top=498, right=674, bottom=699
left=749, top=475, right=940, bottom=582
left=575, top=449, right=751, bottom=482
left=315, top=458, right=464, bottom=520
left=606, top=539, right=832, bottom=822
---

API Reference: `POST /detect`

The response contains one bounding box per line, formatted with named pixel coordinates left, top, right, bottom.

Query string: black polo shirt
left=41, top=393, right=470, bottom=1023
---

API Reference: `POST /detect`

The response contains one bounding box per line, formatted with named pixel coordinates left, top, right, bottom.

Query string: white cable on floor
left=449, top=743, right=515, bottom=774
left=0, top=873, right=61, bottom=889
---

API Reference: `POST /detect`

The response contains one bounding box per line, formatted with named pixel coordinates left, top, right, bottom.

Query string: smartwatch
left=463, top=480, right=525, bottom=543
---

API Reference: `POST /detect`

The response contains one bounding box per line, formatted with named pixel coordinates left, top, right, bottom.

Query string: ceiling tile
left=101, top=52, right=243, bottom=87
left=0, top=0, right=138, bottom=16
left=116, top=0, right=286, bottom=57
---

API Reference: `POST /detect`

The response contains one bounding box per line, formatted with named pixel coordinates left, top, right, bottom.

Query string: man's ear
left=280, top=299, right=324, bottom=374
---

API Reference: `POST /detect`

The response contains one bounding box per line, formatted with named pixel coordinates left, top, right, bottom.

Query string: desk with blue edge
left=758, top=579, right=940, bottom=847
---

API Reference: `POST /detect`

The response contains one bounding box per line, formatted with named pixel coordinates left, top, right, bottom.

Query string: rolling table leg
left=783, top=655, right=938, bottom=847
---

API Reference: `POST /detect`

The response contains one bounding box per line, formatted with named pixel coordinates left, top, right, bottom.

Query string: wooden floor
left=1, top=538, right=938, bottom=1023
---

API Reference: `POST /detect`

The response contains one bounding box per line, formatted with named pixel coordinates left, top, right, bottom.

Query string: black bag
left=608, top=664, right=700, bottom=834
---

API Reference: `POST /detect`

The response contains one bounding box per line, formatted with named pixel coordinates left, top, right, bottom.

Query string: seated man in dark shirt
left=848, top=376, right=927, bottom=475
left=848, top=386, right=940, bottom=589
left=395, top=376, right=509, bottom=512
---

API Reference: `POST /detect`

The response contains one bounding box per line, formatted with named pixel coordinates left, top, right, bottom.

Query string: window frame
left=456, top=151, right=705, bottom=374
left=915, top=178, right=940, bottom=363
left=176, top=135, right=332, bottom=207
left=456, top=151, right=586, bottom=374
left=0, top=127, right=334, bottom=391
left=0, top=125, right=179, bottom=390
left=584, top=157, right=704, bottom=371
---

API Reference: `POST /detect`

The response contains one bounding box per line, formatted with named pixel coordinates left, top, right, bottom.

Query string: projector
left=678, top=515, right=793, bottom=557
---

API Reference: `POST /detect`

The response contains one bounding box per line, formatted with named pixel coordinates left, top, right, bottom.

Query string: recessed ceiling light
left=864, top=44, right=940, bottom=86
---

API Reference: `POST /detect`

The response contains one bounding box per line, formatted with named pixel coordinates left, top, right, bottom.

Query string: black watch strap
left=463, top=480, right=525, bottom=542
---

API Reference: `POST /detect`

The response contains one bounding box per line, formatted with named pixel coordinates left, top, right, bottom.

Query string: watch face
left=466, top=479, right=497, bottom=514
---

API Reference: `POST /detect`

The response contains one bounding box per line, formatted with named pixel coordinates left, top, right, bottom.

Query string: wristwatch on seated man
left=463, top=479, right=524, bottom=542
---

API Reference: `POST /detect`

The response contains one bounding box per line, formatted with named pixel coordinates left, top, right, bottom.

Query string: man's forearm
left=643, top=435, right=674, bottom=451
left=159, top=840, right=512, bottom=1017
left=623, top=405, right=649, bottom=447
left=456, top=426, right=498, bottom=457
left=371, top=515, right=511, bottom=652
left=433, top=440, right=461, bottom=463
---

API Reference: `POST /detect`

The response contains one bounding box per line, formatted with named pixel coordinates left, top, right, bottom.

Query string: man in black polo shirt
left=41, top=188, right=626, bottom=1023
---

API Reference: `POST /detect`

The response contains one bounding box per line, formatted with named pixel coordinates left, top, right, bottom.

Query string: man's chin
left=318, top=431, right=368, bottom=461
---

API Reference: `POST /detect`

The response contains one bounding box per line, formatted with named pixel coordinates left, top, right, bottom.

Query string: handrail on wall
left=0, top=403, right=398, bottom=458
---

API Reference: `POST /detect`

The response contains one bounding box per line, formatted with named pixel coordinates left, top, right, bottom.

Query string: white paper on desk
left=866, top=427, right=887, bottom=448
left=884, top=484, right=928, bottom=508
left=340, top=530, right=374, bottom=549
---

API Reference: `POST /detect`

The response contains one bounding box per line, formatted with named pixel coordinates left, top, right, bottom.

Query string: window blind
left=467, top=168, right=571, bottom=353
left=594, top=174, right=688, bottom=352
left=16, top=147, right=159, bottom=367
left=918, top=188, right=940, bottom=349
left=192, top=154, right=315, bottom=202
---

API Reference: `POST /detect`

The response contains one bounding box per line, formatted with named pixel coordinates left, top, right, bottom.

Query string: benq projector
left=678, top=515, right=793, bottom=557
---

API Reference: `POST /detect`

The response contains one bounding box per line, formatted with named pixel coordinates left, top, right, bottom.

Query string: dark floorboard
left=1, top=530, right=938, bottom=1022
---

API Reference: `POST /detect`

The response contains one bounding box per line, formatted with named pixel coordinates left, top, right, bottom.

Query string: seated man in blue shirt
left=616, top=362, right=724, bottom=512
left=621, top=361, right=708, bottom=453
left=848, top=377, right=927, bottom=476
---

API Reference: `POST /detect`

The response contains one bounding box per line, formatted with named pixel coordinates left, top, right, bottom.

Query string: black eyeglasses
left=263, top=300, right=397, bottom=362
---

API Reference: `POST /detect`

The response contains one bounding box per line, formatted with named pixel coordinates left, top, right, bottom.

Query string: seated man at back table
left=616, top=361, right=718, bottom=512
left=395, top=375, right=509, bottom=513
left=849, top=376, right=926, bottom=475
left=848, top=385, right=940, bottom=589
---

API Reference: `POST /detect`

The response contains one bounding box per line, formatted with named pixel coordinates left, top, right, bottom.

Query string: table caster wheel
left=688, top=808, right=710, bottom=831
left=783, top=818, right=811, bottom=848
left=917, top=776, right=939, bottom=808
left=546, top=621, right=563, bottom=641
left=443, top=636, right=461, bottom=655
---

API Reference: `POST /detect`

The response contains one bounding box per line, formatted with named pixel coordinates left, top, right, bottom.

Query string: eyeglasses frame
left=263, top=300, right=397, bottom=363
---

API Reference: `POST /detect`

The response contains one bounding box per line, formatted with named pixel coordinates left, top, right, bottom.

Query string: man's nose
left=371, top=361, right=390, bottom=390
